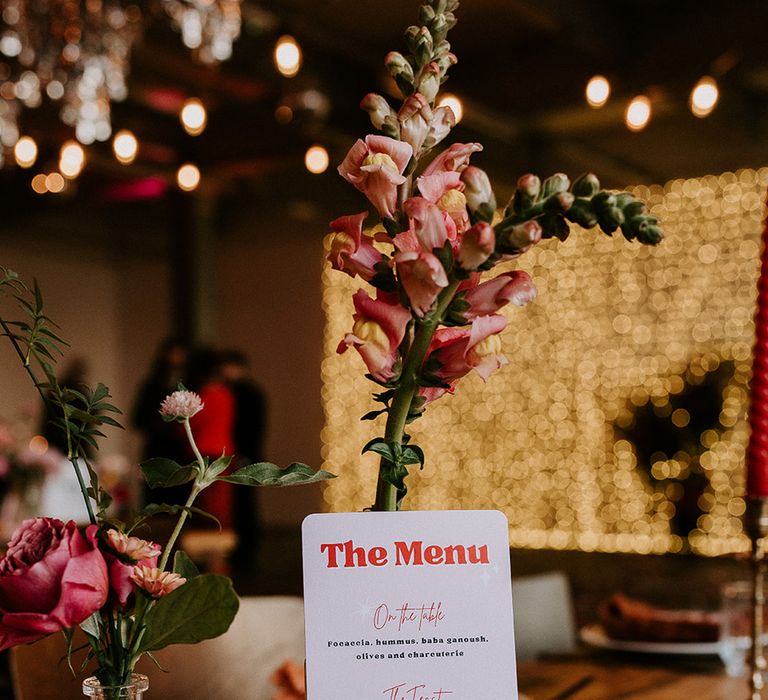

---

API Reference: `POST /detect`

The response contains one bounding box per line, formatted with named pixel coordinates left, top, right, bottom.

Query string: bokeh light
left=305, top=144, right=329, bottom=174
left=14, top=135, right=37, bottom=167
left=690, top=76, right=719, bottom=118
left=274, top=35, right=302, bottom=77
left=585, top=75, right=611, bottom=108
left=177, top=163, right=201, bottom=191
left=437, top=93, right=464, bottom=123
left=180, top=98, right=207, bottom=136
left=112, top=130, right=138, bottom=165
left=59, top=141, right=86, bottom=178
left=625, top=95, right=652, bottom=131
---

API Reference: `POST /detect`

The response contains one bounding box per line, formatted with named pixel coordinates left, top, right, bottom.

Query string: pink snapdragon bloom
left=338, top=135, right=413, bottom=219
left=402, top=197, right=453, bottom=251
left=337, top=290, right=411, bottom=383
left=360, top=93, right=396, bottom=131
left=394, top=250, right=449, bottom=317
left=462, top=271, right=537, bottom=319
left=159, top=390, right=203, bottom=420
left=424, top=314, right=508, bottom=385
left=422, top=142, right=483, bottom=177
left=105, top=530, right=161, bottom=606
left=326, top=212, right=382, bottom=281
left=0, top=518, right=109, bottom=650
left=416, top=171, right=470, bottom=231
left=422, top=104, right=455, bottom=151
left=461, top=166, right=496, bottom=214
left=130, top=565, right=186, bottom=599
left=458, top=222, right=495, bottom=270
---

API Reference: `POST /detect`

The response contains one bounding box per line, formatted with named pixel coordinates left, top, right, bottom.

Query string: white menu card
left=302, top=510, right=518, bottom=699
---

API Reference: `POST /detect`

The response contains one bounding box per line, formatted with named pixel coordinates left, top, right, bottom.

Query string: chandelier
left=161, top=0, right=243, bottom=65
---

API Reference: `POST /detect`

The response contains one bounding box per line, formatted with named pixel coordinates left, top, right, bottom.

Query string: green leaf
left=79, top=613, right=101, bottom=639
left=361, top=437, right=395, bottom=462
left=219, top=462, right=336, bottom=487
left=402, top=444, right=425, bottom=469
left=206, top=453, right=232, bottom=479
left=141, top=458, right=197, bottom=488
left=138, top=575, right=239, bottom=652
left=173, top=550, right=201, bottom=580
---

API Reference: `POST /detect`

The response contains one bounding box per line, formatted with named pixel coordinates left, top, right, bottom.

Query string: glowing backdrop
left=321, top=168, right=767, bottom=556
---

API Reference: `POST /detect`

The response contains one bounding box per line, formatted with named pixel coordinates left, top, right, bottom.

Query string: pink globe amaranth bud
left=461, top=166, right=496, bottom=214
left=458, top=222, right=495, bottom=270
left=361, top=93, right=397, bottom=132
left=159, top=389, right=203, bottom=420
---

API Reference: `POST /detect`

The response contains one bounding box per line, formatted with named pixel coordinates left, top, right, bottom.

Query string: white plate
left=579, top=624, right=721, bottom=655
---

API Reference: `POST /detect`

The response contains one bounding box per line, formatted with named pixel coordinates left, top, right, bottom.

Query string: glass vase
left=82, top=674, right=149, bottom=699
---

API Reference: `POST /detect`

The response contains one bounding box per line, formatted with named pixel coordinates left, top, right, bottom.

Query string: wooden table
left=517, top=654, right=747, bottom=699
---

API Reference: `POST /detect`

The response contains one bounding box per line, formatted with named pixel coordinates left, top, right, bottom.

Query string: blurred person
left=220, top=349, right=267, bottom=567
left=40, top=357, right=91, bottom=456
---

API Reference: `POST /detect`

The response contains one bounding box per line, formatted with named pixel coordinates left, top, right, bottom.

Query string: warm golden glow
left=437, top=93, right=463, bottom=123
left=585, top=75, right=611, bottom=108
left=28, top=435, right=48, bottom=454
left=690, top=76, right=719, bottom=118
left=176, top=163, right=201, bottom=191
left=625, top=95, right=652, bottom=132
left=59, top=141, right=85, bottom=178
left=113, top=130, right=138, bottom=164
left=30, top=173, right=47, bottom=194
left=180, top=98, right=207, bottom=136
left=305, top=144, right=329, bottom=174
left=14, top=135, right=37, bottom=168
left=322, top=168, right=768, bottom=556
left=274, top=35, right=302, bottom=77
left=45, top=172, right=65, bottom=193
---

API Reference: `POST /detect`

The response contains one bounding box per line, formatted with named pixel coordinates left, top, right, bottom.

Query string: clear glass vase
left=82, top=674, right=149, bottom=699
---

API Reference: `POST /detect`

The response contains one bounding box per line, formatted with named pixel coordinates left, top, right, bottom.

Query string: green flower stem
left=158, top=417, right=205, bottom=571
left=0, top=317, right=97, bottom=525
left=374, top=279, right=461, bottom=512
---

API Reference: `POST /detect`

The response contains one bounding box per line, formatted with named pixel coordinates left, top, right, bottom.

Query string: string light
left=437, top=93, right=463, bottom=123
left=177, top=163, right=201, bottom=191
left=625, top=95, right=652, bottom=131
left=690, top=76, right=719, bottom=118
left=274, top=35, right=301, bottom=77
left=585, top=75, right=611, bottom=108
left=322, top=167, right=768, bottom=557
left=305, top=144, right=329, bottom=174
left=112, top=130, right=138, bottom=165
left=30, top=173, right=47, bottom=194
left=59, top=141, right=85, bottom=178
left=44, top=172, right=65, bottom=193
left=180, top=98, right=207, bottom=136
left=14, top=136, right=37, bottom=167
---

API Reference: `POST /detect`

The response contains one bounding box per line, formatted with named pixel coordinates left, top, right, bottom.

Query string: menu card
left=302, top=510, right=518, bottom=699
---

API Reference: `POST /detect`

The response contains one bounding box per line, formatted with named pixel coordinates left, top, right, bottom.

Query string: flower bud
left=541, top=173, right=570, bottom=199
left=399, top=93, right=433, bottom=153
left=597, top=206, right=624, bottom=234
left=637, top=223, right=663, bottom=245
left=565, top=198, right=598, bottom=228
left=385, top=52, right=415, bottom=95
left=422, top=105, right=455, bottom=150
left=623, top=201, right=647, bottom=219
left=417, top=62, right=441, bottom=103
left=458, top=222, right=495, bottom=270
left=539, top=213, right=570, bottom=241
left=544, top=191, right=574, bottom=213
left=509, top=174, right=541, bottom=214
left=414, top=26, right=434, bottom=65
left=571, top=173, right=600, bottom=198
left=497, top=219, right=542, bottom=255
left=461, top=166, right=496, bottom=216
left=360, top=93, right=397, bottom=132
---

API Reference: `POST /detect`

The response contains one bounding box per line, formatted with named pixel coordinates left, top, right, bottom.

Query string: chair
left=11, top=596, right=306, bottom=700
left=511, top=571, right=577, bottom=661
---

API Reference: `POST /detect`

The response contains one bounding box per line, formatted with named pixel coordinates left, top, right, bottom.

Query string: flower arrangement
left=0, top=268, right=333, bottom=692
left=328, top=0, right=663, bottom=513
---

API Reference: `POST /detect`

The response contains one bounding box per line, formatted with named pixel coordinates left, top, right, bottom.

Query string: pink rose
left=0, top=518, right=109, bottom=650
left=337, top=135, right=412, bottom=219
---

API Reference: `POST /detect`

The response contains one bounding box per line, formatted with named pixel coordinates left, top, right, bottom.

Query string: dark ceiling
left=3, top=0, right=768, bottom=221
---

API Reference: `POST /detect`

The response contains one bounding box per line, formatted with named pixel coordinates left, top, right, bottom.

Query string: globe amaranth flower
left=159, top=389, right=203, bottom=421
left=130, top=565, right=186, bottom=599
left=326, top=212, right=382, bottom=282
left=338, top=135, right=413, bottom=219
left=337, top=290, right=411, bottom=383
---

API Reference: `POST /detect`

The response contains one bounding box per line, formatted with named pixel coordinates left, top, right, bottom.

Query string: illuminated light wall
left=321, top=168, right=768, bottom=556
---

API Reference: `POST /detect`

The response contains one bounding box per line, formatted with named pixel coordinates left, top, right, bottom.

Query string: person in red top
left=186, top=349, right=236, bottom=529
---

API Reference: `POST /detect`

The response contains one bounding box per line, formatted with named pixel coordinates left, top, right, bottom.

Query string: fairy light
left=177, top=163, right=201, bottom=191
left=437, top=93, right=463, bottom=123
left=585, top=75, right=611, bottom=108
left=690, top=76, right=719, bottom=118
left=321, top=168, right=768, bottom=557
left=14, top=135, right=37, bottom=167
left=305, top=144, right=329, bottom=174
left=45, top=172, right=65, bottom=193
left=59, top=141, right=85, bottom=178
left=112, top=130, right=138, bottom=165
left=625, top=95, right=652, bottom=131
left=30, top=173, right=47, bottom=194
left=274, top=35, right=302, bottom=77
left=180, top=98, right=207, bottom=136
